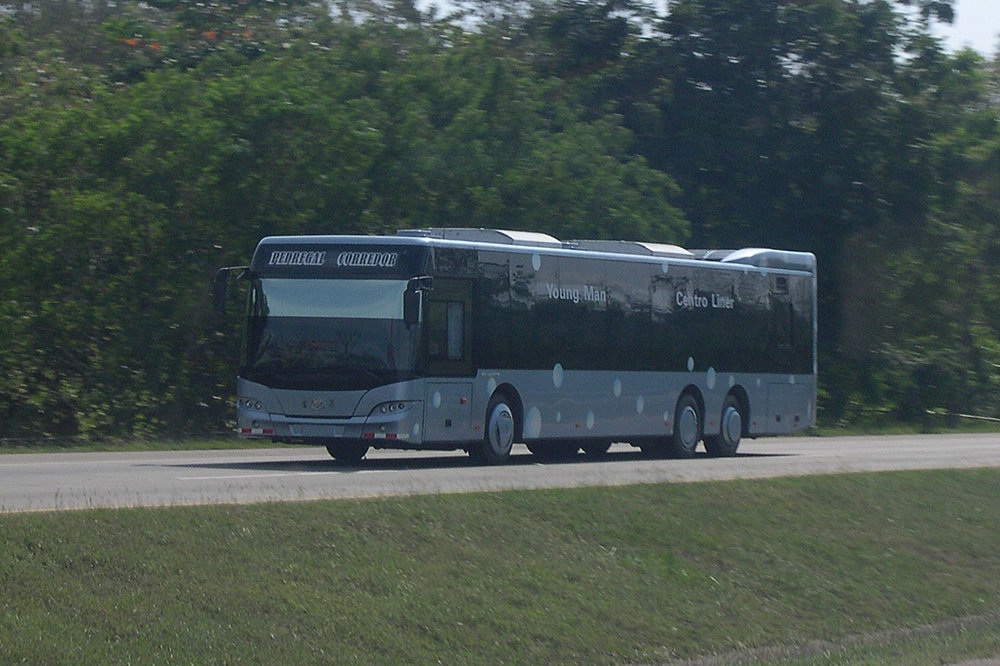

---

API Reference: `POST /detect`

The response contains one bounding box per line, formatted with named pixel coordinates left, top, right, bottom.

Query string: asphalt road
left=1, top=433, right=999, bottom=513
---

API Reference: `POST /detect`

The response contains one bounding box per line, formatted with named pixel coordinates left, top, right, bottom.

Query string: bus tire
left=668, top=393, right=701, bottom=458
left=705, top=395, right=743, bottom=457
left=472, top=395, right=515, bottom=464
left=324, top=441, right=369, bottom=463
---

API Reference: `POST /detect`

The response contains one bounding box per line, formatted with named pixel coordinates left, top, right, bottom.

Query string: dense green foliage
left=1, top=0, right=999, bottom=440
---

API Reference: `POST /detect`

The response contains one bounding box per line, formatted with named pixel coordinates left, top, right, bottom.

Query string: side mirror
left=213, top=266, right=249, bottom=315
left=404, top=276, right=433, bottom=328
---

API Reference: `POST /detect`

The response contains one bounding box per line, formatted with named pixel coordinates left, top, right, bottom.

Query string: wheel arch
left=678, top=384, right=705, bottom=433
left=727, top=385, right=751, bottom=437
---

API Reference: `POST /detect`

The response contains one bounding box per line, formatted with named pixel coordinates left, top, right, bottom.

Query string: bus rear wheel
left=324, top=441, right=369, bottom=463
left=471, top=395, right=515, bottom=464
left=668, top=394, right=702, bottom=458
left=704, top=395, right=743, bottom=457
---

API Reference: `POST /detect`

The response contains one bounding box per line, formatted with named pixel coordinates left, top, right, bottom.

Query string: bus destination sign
left=336, top=251, right=399, bottom=268
left=266, top=250, right=401, bottom=269
left=254, top=242, right=425, bottom=278
left=268, top=250, right=327, bottom=266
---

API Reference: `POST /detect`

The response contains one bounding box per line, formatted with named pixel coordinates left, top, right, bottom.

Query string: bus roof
left=254, top=229, right=816, bottom=274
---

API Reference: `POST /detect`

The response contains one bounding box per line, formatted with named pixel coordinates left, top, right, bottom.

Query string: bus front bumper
left=237, top=403, right=424, bottom=445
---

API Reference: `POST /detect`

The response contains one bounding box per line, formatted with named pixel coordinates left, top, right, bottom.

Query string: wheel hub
left=488, top=405, right=514, bottom=454
left=678, top=405, right=699, bottom=448
left=722, top=406, right=742, bottom=446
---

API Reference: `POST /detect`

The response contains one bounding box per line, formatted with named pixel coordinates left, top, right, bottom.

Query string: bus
left=215, top=228, right=816, bottom=463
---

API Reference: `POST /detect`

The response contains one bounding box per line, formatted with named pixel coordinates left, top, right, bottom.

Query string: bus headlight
left=374, top=401, right=414, bottom=416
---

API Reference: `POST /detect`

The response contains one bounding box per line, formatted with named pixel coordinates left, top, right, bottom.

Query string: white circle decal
left=432, top=391, right=442, bottom=408
left=613, top=378, right=622, bottom=397
left=586, top=411, right=596, bottom=430
left=706, top=367, right=717, bottom=390
left=524, top=407, right=542, bottom=439
left=636, top=396, right=645, bottom=414
left=553, top=363, right=564, bottom=388
left=687, top=357, right=695, bottom=372
left=532, top=253, right=542, bottom=271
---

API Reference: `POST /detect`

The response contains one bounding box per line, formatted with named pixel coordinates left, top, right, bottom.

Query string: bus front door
left=423, top=279, right=475, bottom=444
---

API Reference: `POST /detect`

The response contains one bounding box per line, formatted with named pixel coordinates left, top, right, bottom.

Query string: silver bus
left=216, top=228, right=816, bottom=463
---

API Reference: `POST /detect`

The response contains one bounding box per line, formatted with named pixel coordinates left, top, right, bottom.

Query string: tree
left=0, top=0, right=688, bottom=440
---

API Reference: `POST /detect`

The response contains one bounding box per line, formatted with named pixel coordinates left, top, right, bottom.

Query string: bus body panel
left=462, top=369, right=814, bottom=443
left=230, top=230, right=817, bottom=455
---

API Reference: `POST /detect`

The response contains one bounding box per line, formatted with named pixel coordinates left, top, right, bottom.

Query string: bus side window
left=429, top=300, right=465, bottom=361
left=446, top=302, right=464, bottom=360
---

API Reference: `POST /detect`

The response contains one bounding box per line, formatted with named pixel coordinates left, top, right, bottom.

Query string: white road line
left=177, top=468, right=413, bottom=480
left=177, top=471, right=338, bottom=481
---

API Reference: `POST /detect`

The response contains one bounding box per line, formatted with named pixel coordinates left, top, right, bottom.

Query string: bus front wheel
left=472, top=395, right=515, bottom=464
left=324, top=441, right=369, bottom=463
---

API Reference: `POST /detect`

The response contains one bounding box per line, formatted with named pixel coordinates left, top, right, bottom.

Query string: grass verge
left=0, top=435, right=282, bottom=455
left=1, top=469, right=999, bottom=664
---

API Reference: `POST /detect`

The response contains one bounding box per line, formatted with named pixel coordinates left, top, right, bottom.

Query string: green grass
left=0, top=435, right=284, bottom=455
left=2, top=470, right=1000, bottom=664
left=811, top=416, right=1000, bottom=437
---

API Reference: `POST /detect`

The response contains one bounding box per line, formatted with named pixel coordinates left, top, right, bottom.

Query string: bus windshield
left=241, top=278, right=421, bottom=391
